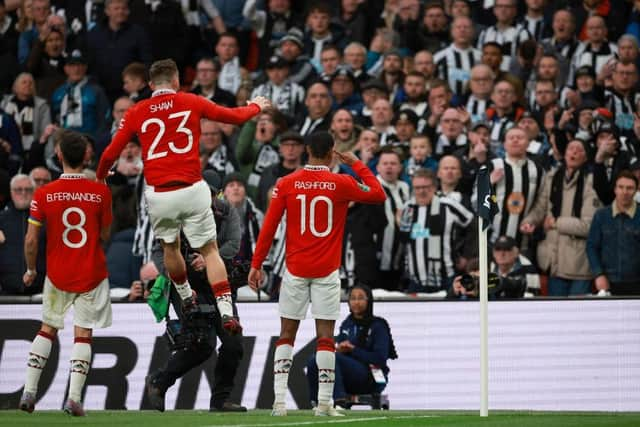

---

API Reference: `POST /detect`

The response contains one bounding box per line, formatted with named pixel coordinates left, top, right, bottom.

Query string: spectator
left=0, top=0, right=19, bottom=93
left=412, top=50, right=437, bottom=84
left=0, top=174, right=45, bottom=294
left=521, top=139, right=601, bottom=296
left=179, top=0, right=226, bottom=64
left=191, top=57, right=236, bottom=107
left=423, top=79, right=453, bottom=141
left=588, top=170, right=640, bottom=295
left=95, top=96, right=134, bottom=160
left=28, top=166, right=51, bottom=189
left=370, top=98, right=397, bottom=147
left=485, top=79, right=523, bottom=154
left=0, top=105, right=24, bottom=175
left=121, top=62, right=151, bottom=103
left=306, top=284, right=398, bottom=408
left=302, top=2, right=345, bottom=65
left=319, top=44, right=343, bottom=83
left=278, top=27, right=318, bottom=88
left=330, top=109, right=358, bottom=154
left=521, top=0, right=550, bottom=41
left=214, top=32, right=247, bottom=95
left=593, top=121, right=636, bottom=205
left=397, top=71, right=428, bottom=132
left=352, top=128, right=380, bottom=172
left=354, top=79, right=388, bottom=128
left=541, top=9, right=579, bottom=82
left=376, top=147, right=410, bottom=290
left=415, top=1, right=449, bottom=54
left=434, top=108, right=469, bottom=159
left=251, top=54, right=305, bottom=123
left=572, top=0, right=628, bottom=44
left=335, top=0, right=375, bottom=47
left=604, top=61, right=639, bottom=137
left=476, top=0, right=531, bottom=70
left=24, top=27, right=66, bottom=101
left=256, top=130, right=304, bottom=212
left=295, top=81, right=332, bottom=136
left=212, top=0, right=253, bottom=65
left=86, top=0, right=152, bottom=103
left=401, top=134, right=437, bottom=187
left=490, top=236, right=540, bottom=297
left=378, top=50, right=405, bottom=105
left=17, top=0, right=52, bottom=65
left=434, top=16, right=481, bottom=100
left=569, top=15, right=617, bottom=85
left=437, top=154, right=465, bottom=204
left=392, top=109, right=418, bottom=152
left=1, top=72, right=52, bottom=172
left=329, top=66, right=363, bottom=116
left=465, top=64, right=495, bottom=124
left=399, top=168, right=473, bottom=292
left=201, top=119, right=237, bottom=180
left=50, top=49, right=110, bottom=140
left=454, top=121, right=495, bottom=195
left=343, top=42, right=370, bottom=85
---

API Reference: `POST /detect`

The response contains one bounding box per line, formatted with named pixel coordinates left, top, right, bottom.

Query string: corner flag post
left=476, top=166, right=498, bottom=417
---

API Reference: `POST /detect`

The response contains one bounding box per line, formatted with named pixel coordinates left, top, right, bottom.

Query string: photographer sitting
left=145, top=171, right=247, bottom=412
left=449, top=238, right=540, bottom=299
left=306, top=284, right=398, bottom=408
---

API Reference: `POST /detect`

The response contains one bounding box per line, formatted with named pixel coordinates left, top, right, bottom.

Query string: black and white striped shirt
left=522, top=16, right=548, bottom=41
left=476, top=157, right=544, bottom=244
left=250, top=81, right=305, bottom=119
left=132, top=175, right=154, bottom=264
left=399, top=195, right=473, bottom=289
left=488, top=115, right=516, bottom=155
left=477, top=24, right=532, bottom=70
left=434, top=133, right=469, bottom=158
left=541, top=37, right=579, bottom=65
left=378, top=176, right=411, bottom=271
left=465, top=95, right=489, bottom=123
left=569, top=41, right=618, bottom=84
left=604, top=89, right=640, bottom=134
left=434, top=44, right=481, bottom=96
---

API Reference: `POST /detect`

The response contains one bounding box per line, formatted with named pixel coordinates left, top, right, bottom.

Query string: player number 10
left=296, top=194, right=333, bottom=237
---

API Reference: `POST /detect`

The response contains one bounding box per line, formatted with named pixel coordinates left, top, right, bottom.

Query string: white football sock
left=68, top=339, right=91, bottom=402
left=316, top=338, right=336, bottom=407
left=24, top=332, right=53, bottom=394
left=273, top=340, right=293, bottom=408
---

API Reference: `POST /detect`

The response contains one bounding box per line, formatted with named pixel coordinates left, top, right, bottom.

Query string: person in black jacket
left=306, top=284, right=398, bottom=407
left=145, top=172, right=246, bottom=412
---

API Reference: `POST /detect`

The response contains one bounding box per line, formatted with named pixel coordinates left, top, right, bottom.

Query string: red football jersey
left=252, top=161, right=386, bottom=278
left=29, top=174, right=112, bottom=293
left=96, top=90, right=260, bottom=186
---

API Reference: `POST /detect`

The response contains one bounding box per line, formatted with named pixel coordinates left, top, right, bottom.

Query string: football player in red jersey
left=248, top=131, right=386, bottom=416
left=20, top=130, right=113, bottom=416
left=96, top=59, right=271, bottom=333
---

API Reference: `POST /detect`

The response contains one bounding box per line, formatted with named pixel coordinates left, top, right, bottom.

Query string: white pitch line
left=205, top=416, right=388, bottom=427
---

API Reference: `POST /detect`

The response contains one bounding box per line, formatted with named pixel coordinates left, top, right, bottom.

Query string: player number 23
left=142, top=111, right=193, bottom=160
left=296, top=194, right=333, bottom=237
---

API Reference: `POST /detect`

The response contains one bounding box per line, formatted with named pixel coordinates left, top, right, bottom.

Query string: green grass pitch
left=2, top=410, right=640, bottom=427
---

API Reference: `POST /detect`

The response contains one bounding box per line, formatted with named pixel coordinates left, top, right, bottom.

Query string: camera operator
left=145, top=170, right=247, bottom=412
left=449, top=237, right=540, bottom=299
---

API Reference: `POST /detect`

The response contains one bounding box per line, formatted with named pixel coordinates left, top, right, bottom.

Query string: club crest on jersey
left=358, top=183, right=370, bottom=192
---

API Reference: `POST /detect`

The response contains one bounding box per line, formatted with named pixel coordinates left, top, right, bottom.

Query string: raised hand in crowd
left=490, top=167, right=504, bottom=184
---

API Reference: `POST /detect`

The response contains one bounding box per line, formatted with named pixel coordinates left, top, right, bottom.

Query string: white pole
left=478, top=218, right=489, bottom=417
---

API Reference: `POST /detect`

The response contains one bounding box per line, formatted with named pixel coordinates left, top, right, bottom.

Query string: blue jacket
left=336, top=316, right=392, bottom=376
left=587, top=203, right=640, bottom=283
left=51, top=78, right=110, bottom=139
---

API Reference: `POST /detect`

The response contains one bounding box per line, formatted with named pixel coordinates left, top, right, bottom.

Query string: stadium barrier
left=1, top=300, right=639, bottom=411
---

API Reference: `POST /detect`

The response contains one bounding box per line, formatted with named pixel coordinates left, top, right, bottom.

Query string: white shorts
left=279, top=268, right=341, bottom=320
left=145, top=180, right=217, bottom=248
left=42, top=277, right=112, bottom=330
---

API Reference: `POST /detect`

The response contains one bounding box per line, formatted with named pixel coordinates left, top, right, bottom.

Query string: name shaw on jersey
left=149, top=100, right=174, bottom=113
left=45, top=192, right=103, bottom=203
left=294, top=181, right=336, bottom=190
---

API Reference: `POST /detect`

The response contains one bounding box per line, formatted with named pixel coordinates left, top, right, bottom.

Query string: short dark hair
left=307, top=2, right=332, bottom=17
left=57, top=130, right=88, bottom=168
left=307, top=131, right=334, bottom=158
left=122, top=62, right=148, bottom=81
left=412, top=168, right=437, bottom=184
left=615, top=170, right=639, bottom=188
left=149, top=58, right=178, bottom=85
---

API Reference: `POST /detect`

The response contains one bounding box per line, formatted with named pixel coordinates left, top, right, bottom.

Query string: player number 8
left=62, top=207, right=87, bottom=248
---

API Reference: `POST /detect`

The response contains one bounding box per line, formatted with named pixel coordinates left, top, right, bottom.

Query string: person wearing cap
left=521, top=138, right=600, bottom=296
left=330, top=65, right=364, bottom=116
left=490, top=236, right=539, bottom=297
left=250, top=54, right=304, bottom=122
left=191, top=57, right=236, bottom=108
left=560, top=64, right=604, bottom=109
left=279, top=27, right=318, bottom=88
left=476, top=0, right=532, bottom=70
left=355, top=78, right=388, bottom=128
left=588, top=171, right=640, bottom=296
left=434, top=16, right=481, bottom=100
left=604, top=61, right=639, bottom=137
left=256, top=130, right=305, bottom=212
left=146, top=169, right=246, bottom=413
left=393, top=109, right=418, bottom=153
left=50, top=49, right=110, bottom=140
left=593, top=120, right=637, bottom=205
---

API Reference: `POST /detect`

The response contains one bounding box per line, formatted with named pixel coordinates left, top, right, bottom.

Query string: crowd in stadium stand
left=1, top=0, right=640, bottom=299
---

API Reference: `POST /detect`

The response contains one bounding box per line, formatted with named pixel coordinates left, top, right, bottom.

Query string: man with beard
left=397, top=71, right=428, bottom=133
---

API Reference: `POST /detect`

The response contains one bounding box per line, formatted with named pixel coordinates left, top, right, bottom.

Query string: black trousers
left=150, top=297, right=243, bottom=408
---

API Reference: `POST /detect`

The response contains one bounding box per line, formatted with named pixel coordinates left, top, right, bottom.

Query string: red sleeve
left=201, top=99, right=261, bottom=125
left=338, top=161, right=387, bottom=204
left=96, top=109, right=137, bottom=180
left=251, top=181, right=287, bottom=270
left=28, top=188, right=45, bottom=226
left=101, top=185, right=113, bottom=230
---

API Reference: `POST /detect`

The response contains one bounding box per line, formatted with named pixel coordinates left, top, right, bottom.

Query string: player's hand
left=333, top=150, right=358, bottom=166
left=249, top=96, right=272, bottom=112
left=520, top=222, right=535, bottom=235
left=190, top=253, right=206, bottom=272
left=247, top=267, right=264, bottom=291
left=23, top=270, right=36, bottom=287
